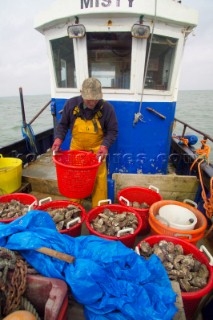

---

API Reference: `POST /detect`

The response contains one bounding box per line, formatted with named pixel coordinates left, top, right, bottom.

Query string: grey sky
left=0, top=0, right=212, bottom=97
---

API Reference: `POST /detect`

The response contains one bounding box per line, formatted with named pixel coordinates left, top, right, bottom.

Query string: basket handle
left=66, top=217, right=81, bottom=229
left=98, top=199, right=112, bottom=206
left=200, top=245, right=213, bottom=266
left=28, top=200, right=37, bottom=211
left=39, top=197, right=52, bottom=206
left=119, top=196, right=130, bottom=206
left=0, top=154, right=3, bottom=158
left=183, top=199, right=198, bottom=208
left=149, top=185, right=159, bottom=193
left=52, top=151, right=64, bottom=157
left=117, top=228, right=134, bottom=237
left=135, top=246, right=140, bottom=255
left=174, top=233, right=192, bottom=239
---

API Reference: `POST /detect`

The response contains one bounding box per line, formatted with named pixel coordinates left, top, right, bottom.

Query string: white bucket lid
left=159, top=204, right=197, bottom=230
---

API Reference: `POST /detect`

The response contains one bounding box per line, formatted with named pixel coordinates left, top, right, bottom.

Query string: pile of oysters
left=128, top=201, right=149, bottom=209
left=138, top=240, right=209, bottom=292
left=0, top=200, right=29, bottom=220
left=45, top=204, right=82, bottom=230
left=90, top=208, right=138, bottom=237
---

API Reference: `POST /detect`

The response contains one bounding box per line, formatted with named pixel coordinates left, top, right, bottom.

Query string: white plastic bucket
left=159, top=204, right=197, bottom=230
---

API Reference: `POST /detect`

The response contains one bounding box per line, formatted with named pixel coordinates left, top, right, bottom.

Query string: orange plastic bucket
left=0, top=193, right=38, bottom=223
left=149, top=200, right=207, bottom=244
left=36, top=199, right=86, bottom=237
left=117, top=186, right=162, bottom=235
left=136, top=235, right=213, bottom=320
left=148, top=218, right=204, bottom=245
left=85, top=204, right=143, bottom=248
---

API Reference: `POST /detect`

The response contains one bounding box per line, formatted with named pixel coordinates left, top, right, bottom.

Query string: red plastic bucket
left=0, top=193, right=38, bottom=223
left=117, top=186, right=162, bottom=234
left=136, top=235, right=213, bottom=320
left=85, top=204, right=143, bottom=248
left=52, top=150, right=101, bottom=198
left=36, top=199, right=86, bottom=237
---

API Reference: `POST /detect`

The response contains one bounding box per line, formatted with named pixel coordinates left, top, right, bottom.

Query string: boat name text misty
left=81, top=0, right=134, bottom=9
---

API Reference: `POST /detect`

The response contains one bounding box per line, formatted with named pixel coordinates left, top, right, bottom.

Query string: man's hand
left=96, top=145, right=108, bottom=161
left=52, top=138, right=63, bottom=152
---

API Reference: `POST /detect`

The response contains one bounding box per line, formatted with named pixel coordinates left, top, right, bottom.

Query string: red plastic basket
left=136, top=235, right=213, bottom=320
left=36, top=200, right=86, bottom=237
left=117, top=186, right=162, bottom=234
left=53, top=150, right=101, bottom=198
left=86, top=204, right=143, bottom=248
left=0, top=193, right=38, bottom=223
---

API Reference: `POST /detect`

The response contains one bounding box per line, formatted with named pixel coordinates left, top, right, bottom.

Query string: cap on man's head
left=81, top=78, right=103, bottom=100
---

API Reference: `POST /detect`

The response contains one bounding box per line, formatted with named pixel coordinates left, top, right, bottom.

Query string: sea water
left=175, top=90, right=213, bottom=162
left=0, top=90, right=212, bottom=160
left=0, top=94, right=52, bottom=147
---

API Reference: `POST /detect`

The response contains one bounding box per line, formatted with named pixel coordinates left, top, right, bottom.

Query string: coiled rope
left=189, top=140, right=212, bottom=237
left=190, top=139, right=211, bottom=172
left=195, top=160, right=213, bottom=238
left=0, top=248, right=41, bottom=319
left=197, top=160, right=213, bottom=221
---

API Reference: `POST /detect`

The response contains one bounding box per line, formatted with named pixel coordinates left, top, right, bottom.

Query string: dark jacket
left=55, top=96, right=118, bottom=149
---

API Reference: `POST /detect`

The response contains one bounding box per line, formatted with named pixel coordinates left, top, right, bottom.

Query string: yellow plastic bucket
left=0, top=154, right=22, bottom=195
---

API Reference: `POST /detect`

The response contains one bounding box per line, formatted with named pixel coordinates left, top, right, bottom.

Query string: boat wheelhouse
left=34, top=0, right=198, bottom=179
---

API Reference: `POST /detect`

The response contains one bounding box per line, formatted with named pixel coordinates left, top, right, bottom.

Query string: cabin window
left=145, top=35, right=177, bottom=90
left=50, top=37, right=76, bottom=88
left=87, top=32, right=132, bottom=89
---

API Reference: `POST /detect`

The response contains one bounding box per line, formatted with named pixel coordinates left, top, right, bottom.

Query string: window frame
left=45, top=22, right=185, bottom=98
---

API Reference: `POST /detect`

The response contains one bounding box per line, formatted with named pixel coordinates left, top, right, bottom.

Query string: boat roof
left=35, top=0, right=198, bottom=34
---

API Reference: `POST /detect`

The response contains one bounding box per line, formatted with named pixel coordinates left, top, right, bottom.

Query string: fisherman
left=52, top=77, right=118, bottom=207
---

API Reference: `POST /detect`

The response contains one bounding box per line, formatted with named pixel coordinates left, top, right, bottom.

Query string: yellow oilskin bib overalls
left=70, top=116, right=107, bottom=208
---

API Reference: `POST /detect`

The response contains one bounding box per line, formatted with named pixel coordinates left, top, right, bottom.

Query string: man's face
left=83, top=99, right=98, bottom=109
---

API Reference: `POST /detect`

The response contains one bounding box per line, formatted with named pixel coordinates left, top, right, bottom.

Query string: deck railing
left=175, top=118, right=213, bottom=143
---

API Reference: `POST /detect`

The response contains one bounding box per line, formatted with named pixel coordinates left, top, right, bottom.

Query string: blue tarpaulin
left=0, top=211, right=177, bottom=319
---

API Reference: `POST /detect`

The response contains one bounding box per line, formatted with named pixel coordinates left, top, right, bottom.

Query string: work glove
left=52, top=138, right=63, bottom=152
left=96, top=145, right=108, bottom=161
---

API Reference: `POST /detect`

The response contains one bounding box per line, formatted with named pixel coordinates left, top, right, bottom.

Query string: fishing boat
left=0, top=0, right=213, bottom=319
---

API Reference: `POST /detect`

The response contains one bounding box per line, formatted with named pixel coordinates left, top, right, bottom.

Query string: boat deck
left=22, top=150, right=213, bottom=251
left=20, top=151, right=213, bottom=319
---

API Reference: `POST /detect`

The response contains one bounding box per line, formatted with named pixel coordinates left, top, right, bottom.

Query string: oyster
left=198, top=264, right=209, bottom=279
left=132, top=201, right=141, bottom=208
left=139, top=242, right=152, bottom=257
left=153, top=245, right=165, bottom=262
left=131, top=201, right=149, bottom=209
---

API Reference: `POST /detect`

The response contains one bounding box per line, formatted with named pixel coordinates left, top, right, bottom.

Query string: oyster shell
left=139, top=242, right=152, bottom=257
